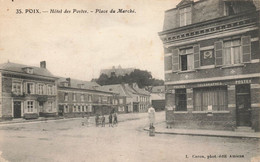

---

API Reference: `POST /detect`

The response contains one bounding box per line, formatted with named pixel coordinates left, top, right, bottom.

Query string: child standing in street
left=101, top=115, right=105, bottom=127
left=109, top=113, right=113, bottom=127
left=113, top=113, right=118, bottom=127
left=95, top=114, right=99, bottom=127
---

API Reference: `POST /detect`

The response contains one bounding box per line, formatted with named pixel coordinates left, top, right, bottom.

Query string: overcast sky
left=0, top=0, right=179, bottom=81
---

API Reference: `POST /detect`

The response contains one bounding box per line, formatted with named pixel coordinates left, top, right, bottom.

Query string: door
left=236, top=84, right=251, bottom=126
left=13, top=101, right=21, bottom=118
left=58, top=105, right=64, bottom=116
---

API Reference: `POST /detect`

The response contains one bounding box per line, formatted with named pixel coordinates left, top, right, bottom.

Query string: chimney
left=66, top=78, right=71, bottom=86
left=40, top=61, right=46, bottom=68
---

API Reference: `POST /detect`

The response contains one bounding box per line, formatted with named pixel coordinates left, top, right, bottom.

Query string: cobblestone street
left=0, top=112, right=259, bottom=162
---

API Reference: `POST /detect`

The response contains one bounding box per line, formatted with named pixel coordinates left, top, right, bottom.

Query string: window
left=24, top=68, right=33, bottom=74
left=12, top=82, right=22, bottom=94
left=98, top=96, right=101, bottom=103
left=73, top=93, right=76, bottom=101
left=223, top=39, right=241, bottom=65
left=73, top=106, right=76, bottom=112
left=27, top=101, right=34, bottom=112
left=64, top=93, right=69, bottom=101
left=47, top=101, right=54, bottom=112
left=180, top=7, right=191, bottom=26
left=119, top=99, right=123, bottom=104
left=38, top=84, right=44, bottom=95
left=27, top=83, right=34, bottom=94
left=81, top=94, right=84, bottom=102
left=193, top=87, right=227, bottom=111
left=47, top=85, right=54, bottom=95
left=118, top=106, right=124, bottom=112
left=88, top=95, right=92, bottom=102
left=180, top=48, right=194, bottom=71
left=78, top=106, right=81, bottom=112
left=175, top=89, right=187, bottom=111
left=64, top=105, right=69, bottom=113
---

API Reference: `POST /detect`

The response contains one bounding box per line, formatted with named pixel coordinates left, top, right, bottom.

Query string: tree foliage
left=94, top=69, right=164, bottom=88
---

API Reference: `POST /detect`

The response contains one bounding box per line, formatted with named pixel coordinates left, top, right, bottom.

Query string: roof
left=0, top=62, right=56, bottom=78
left=151, top=86, right=165, bottom=93
left=58, top=77, right=100, bottom=89
left=97, top=84, right=128, bottom=97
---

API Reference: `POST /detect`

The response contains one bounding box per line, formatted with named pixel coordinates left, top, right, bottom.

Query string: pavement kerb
left=143, top=127, right=260, bottom=139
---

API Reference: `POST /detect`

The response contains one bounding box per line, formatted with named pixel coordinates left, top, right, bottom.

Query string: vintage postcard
left=0, top=0, right=259, bottom=161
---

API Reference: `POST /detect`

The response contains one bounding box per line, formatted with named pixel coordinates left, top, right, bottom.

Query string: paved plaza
left=0, top=112, right=259, bottom=162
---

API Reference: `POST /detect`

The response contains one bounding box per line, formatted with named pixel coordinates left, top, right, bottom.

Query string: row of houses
left=0, top=61, right=153, bottom=120
left=159, top=0, right=260, bottom=131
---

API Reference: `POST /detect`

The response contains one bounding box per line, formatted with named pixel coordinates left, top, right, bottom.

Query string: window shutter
left=35, top=83, right=38, bottom=94
left=241, top=36, right=251, bottom=63
left=172, top=49, right=179, bottom=72
left=193, top=45, right=200, bottom=69
left=24, top=83, right=27, bottom=94
left=215, top=41, right=223, bottom=66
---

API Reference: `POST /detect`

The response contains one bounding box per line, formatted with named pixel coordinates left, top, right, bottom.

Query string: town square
left=0, top=0, right=260, bottom=161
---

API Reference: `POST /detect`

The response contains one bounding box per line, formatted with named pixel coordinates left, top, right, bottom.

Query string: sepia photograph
left=0, top=0, right=259, bottom=161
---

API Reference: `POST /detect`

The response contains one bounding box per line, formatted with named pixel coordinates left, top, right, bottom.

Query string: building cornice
left=165, top=73, right=260, bottom=85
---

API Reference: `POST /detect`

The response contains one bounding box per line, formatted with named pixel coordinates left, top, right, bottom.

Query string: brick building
left=57, top=78, right=120, bottom=117
left=0, top=61, right=58, bottom=120
left=159, top=0, right=260, bottom=131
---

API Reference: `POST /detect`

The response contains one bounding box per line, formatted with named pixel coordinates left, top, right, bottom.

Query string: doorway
left=236, top=84, right=251, bottom=126
left=13, top=101, right=22, bottom=118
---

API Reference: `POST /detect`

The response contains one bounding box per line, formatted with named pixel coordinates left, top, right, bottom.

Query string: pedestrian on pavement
left=113, top=112, right=118, bottom=126
left=101, top=115, right=105, bottom=127
left=109, top=113, right=113, bottom=127
left=148, top=105, right=155, bottom=128
left=95, top=114, right=99, bottom=127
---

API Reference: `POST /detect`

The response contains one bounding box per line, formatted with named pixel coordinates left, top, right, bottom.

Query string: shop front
left=165, top=78, right=260, bottom=131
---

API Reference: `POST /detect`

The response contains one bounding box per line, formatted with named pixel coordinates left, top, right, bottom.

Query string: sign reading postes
left=235, top=79, right=251, bottom=84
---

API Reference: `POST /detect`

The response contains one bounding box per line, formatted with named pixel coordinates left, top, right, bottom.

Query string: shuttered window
left=215, top=41, right=223, bottom=66
left=180, top=48, right=194, bottom=71
left=223, top=39, right=241, bottom=65
left=172, top=49, right=179, bottom=72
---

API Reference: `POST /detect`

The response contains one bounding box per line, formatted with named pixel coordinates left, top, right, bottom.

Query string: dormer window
left=77, top=84, right=84, bottom=89
left=63, top=82, right=69, bottom=87
left=23, top=67, right=34, bottom=74
left=180, top=6, right=191, bottom=26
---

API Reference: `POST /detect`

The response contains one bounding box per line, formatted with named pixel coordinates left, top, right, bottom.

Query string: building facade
left=0, top=61, right=58, bottom=120
left=150, top=86, right=165, bottom=111
left=57, top=78, right=120, bottom=117
left=99, top=83, right=151, bottom=113
left=159, top=0, right=260, bottom=131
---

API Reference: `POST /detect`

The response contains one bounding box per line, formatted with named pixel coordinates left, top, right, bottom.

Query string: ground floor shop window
left=175, top=89, right=187, bottom=111
left=193, top=86, right=227, bottom=111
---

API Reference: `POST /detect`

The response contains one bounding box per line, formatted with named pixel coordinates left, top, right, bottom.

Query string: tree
left=95, top=68, right=164, bottom=87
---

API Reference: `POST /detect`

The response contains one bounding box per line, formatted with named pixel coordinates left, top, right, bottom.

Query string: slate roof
left=97, top=84, right=128, bottom=97
left=0, top=62, right=56, bottom=78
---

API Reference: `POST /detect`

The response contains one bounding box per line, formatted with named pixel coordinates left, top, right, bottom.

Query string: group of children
left=95, top=113, right=118, bottom=127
